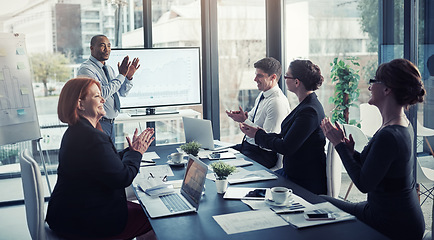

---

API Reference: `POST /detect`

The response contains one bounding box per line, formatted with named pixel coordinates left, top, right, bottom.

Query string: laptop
left=140, top=155, right=208, bottom=218
left=183, top=117, right=236, bottom=150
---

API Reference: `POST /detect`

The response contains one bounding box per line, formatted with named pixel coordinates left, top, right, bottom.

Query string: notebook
left=183, top=117, right=236, bottom=150
left=139, top=155, right=208, bottom=218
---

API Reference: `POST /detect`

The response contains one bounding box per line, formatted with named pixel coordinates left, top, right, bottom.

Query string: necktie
left=251, top=93, right=265, bottom=123
left=241, top=93, right=264, bottom=146
left=102, top=65, right=121, bottom=111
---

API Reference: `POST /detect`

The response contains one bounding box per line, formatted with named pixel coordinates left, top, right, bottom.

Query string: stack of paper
left=135, top=177, right=174, bottom=196
left=279, top=202, right=356, bottom=228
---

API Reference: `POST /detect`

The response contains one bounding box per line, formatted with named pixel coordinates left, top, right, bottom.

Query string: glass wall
left=217, top=0, right=267, bottom=143
left=283, top=0, right=378, bottom=127
left=0, top=0, right=145, bottom=202
left=418, top=0, right=434, bottom=155
left=0, top=0, right=432, bottom=205
left=150, top=0, right=202, bottom=145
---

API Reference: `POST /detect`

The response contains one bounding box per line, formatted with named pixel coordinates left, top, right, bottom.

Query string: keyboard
left=160, top=194, right=191, bottom=213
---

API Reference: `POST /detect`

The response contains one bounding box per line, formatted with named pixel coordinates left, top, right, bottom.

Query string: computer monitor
left=105, top=47, right=201, bottom=113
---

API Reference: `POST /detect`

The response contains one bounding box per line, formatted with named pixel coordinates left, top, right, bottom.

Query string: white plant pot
left=215, top=179, right=228, bottom=194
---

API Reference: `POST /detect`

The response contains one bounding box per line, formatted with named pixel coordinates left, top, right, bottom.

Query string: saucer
left=265, top=197, right=294, bottom=207
left=167, top=159, right=188, bottom=166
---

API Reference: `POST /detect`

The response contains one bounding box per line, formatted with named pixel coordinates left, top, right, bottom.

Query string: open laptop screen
left=181, top=155, right=208, bottom=208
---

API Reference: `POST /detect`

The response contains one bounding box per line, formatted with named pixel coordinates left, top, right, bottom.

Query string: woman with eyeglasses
left=240, top=59, right=327, bottom=195
left=321, top=58, right=425, bottom=239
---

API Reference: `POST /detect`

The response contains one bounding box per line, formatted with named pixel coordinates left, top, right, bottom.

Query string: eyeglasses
left=369, top=78, right=382, bottom=84
left=284, top=75, right=296, bottom=80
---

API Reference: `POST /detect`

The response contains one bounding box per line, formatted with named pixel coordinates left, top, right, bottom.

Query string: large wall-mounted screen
left=106, top=47, right=201, bottom=110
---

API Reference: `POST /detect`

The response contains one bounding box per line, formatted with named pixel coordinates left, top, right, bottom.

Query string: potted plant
left=329, top=56, right=361, bottom=126
left=210, top=161, right=236, bottom=194
left=180, top=141, right=201, bottom=156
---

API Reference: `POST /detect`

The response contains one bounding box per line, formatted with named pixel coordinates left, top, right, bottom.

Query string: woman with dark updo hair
left=321, top=59, right=425, bottom=239
left=240, top=59, right=327, bottom=195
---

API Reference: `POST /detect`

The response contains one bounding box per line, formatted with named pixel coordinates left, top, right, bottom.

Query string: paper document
left=135, top=177, right=174, bottom=196
left=213, top=209, right=289, bottom=234
left=207, top=159, right=253, bottom=170
left=207, top=168, right=277, bottom=184
left=279, top=202, right=356, bottom=228
left=142, top=151, right=160, bottom=160
left=239, top=193, right=313, bottom=212
left=228, top=168, right=278, bottom=184
left=138, top=165, right=174, bottom=179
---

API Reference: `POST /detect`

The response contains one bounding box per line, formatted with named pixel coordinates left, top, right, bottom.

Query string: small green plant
left=329, top=56, right=361, bottom=127
left=210, top=161, right=237, bottom=180
left=180, top=141, right=201, bottom=156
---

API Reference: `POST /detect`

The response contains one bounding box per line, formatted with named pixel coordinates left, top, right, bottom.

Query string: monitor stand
left=129, top=108, right=179, bottom=117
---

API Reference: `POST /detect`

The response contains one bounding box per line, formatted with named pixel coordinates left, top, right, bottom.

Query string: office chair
left=326, top=140, right=342, bottom=198
left=416, top=157, right=434, bottom=206
left=19, top=149, right=64, bottom=240
left=417, top=120, right=434, bottom=157
left=270, top=153, right=283, bottom=171
left=360, top=103, right=381, bottom=138
left=341, top=124, right=370, bottom=200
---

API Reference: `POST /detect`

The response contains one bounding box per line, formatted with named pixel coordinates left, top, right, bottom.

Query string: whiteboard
left=0, top=33, right=41, bottom=145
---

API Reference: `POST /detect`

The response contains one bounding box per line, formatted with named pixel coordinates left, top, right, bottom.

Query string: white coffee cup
left=167, top=152, right=184, bottom=163
left=270, top=187, right=292, bottom=204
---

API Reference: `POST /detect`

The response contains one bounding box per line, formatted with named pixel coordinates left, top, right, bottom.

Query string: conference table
left=133, top=144, right=388, bottom=240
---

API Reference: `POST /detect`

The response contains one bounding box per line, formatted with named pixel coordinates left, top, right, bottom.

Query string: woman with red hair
left=46, top=77, right=155, bottom=239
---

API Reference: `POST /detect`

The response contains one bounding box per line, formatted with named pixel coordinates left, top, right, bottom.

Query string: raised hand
left=126, top=128, right=155, bottom=155
left=320, top=118, right=346, bottom=146
left=239, top=122, right=259, bottom=138
left=226, top=106, right=248, bottom=123
left=125, top=57, right=140, bottom=80
left=117, top=56, right=131, bottom=76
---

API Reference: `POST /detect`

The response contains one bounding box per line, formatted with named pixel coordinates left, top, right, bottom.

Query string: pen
left=149, top=172, right=154, bottom=178
left=162, top=175, right=167, bottom=182
left=279, top=210, right=304, bottom=214
left=212, top=150, right=228, bottom=154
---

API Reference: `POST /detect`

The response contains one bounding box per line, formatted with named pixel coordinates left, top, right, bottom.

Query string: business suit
left=46, top=117, right=142, bottom=238
left=255, top=92, right=327, bottom=194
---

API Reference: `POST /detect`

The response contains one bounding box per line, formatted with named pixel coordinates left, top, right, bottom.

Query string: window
left=217, top=0, right=267, bottom=143
left=417, top=0, right=434, bottom=154
left=284, top=0, right=379, bottom=126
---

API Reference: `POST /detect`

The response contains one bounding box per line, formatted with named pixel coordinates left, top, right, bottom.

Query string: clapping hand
left=239, top=122, right=260, bottom=138
left=320, top=118, right=355, bottom=152
left=118, top=56, right=140, bottom=80
left=125, top=57, right=140, bottom=80
left=126, top=128, right=155, bottom=155
left=226, top=106, right=248, bottom=123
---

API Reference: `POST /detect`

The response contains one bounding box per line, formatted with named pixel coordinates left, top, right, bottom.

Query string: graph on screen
left=106, top=47, right=201, bottom=110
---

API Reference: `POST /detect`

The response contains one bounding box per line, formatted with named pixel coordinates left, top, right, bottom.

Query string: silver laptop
left=183, top=117, right=235, bottom=150
left=140, top=155, right=208, bottom=218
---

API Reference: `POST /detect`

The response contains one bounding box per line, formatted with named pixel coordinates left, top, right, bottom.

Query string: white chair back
left=326, top=140, right=342, bottom=198
left=270, top=153, right=283, bottom=171
left=342, top=124, right=369, bottom=152
left=360, top=103, right=381, bottom=138
left=19, top=149, right=64, bottom=240
left=20, top=149, right=47, bottom=240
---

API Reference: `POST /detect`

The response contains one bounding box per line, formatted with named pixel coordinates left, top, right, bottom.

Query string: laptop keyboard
left=160, top=194, right=191, bottom=213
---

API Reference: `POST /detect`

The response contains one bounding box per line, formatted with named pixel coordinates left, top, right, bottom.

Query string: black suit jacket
left=46, top=117, right=142, bottom=238
left=255, top=92, right=327, bottom=194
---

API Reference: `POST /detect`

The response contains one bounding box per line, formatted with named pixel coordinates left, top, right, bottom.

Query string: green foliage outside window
left=30, top=52, right=71, bottom=97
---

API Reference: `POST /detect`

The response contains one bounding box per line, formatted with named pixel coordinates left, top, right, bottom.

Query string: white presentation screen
left=106, top=47, right=201, bottom=109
